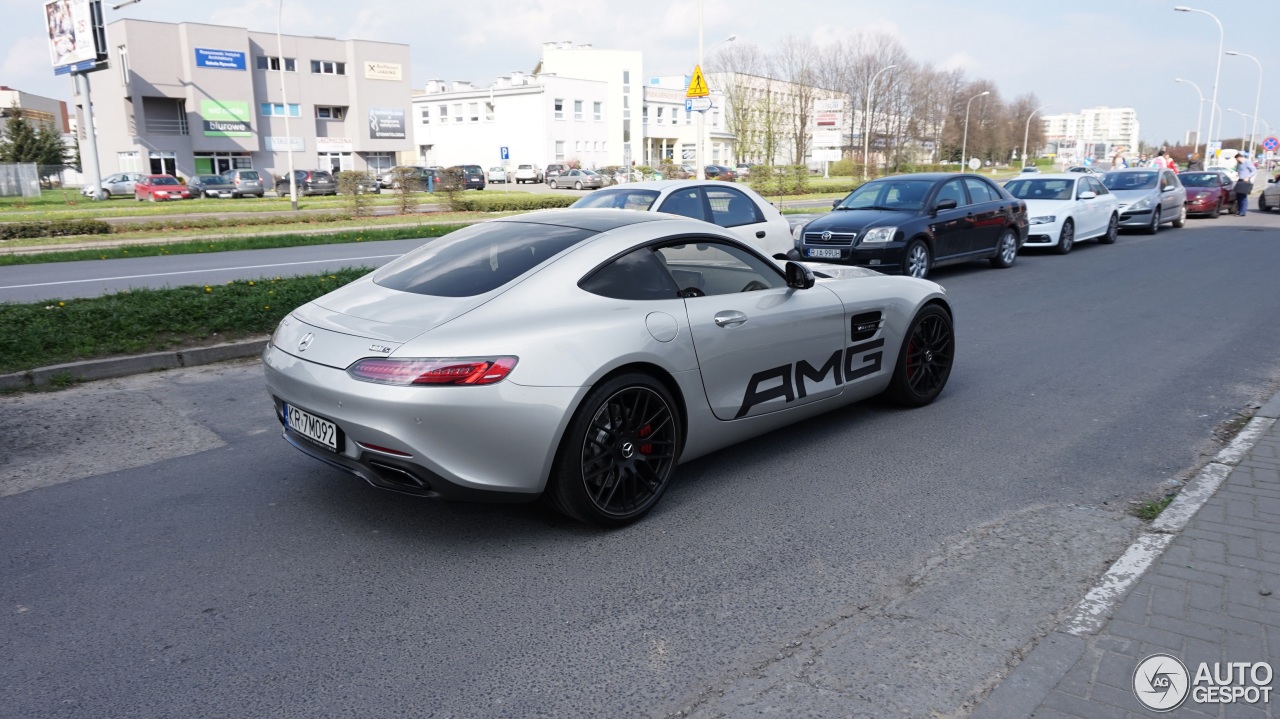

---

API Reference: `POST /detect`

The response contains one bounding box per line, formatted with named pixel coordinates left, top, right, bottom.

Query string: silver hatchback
left=1101, top=168, right=1186, bottom=233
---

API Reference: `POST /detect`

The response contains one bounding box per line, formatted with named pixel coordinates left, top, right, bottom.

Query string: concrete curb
left=0, top=336, right=268, bottom=391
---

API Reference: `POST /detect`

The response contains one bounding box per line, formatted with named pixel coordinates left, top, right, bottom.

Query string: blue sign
left=1263, top=136, right=1279, bottom=152
left=195, top=48, right=246, bottom=71
left=500, top=146, right=510, bottom=160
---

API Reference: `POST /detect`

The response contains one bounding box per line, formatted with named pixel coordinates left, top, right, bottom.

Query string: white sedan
left=487, top=166, right=511, bottom=184
left=568, top=180, right=794, bottom=256
left=1002, top=173, right=1120, bottom=254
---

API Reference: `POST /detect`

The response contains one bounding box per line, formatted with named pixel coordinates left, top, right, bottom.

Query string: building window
left=685, top=109, right=692, bottom=125
left=469, top=102, right=479, bottom=122
left=484, top=102, right=494, bottom=122
left=260, top=103, right=301, bottom=117
left=318, top=152, right=353, bottom=173
left=622, top=70, right=630, bottom=86
left=575, top=140, right=582, bottom=152
left=148, top=151, right=176, bottom=175
left=452, top=103, right=463, bottom=123
left=554, top=98, right=564, bottom=120
left=574, top=100, right=583, bottom=121
left=438, top=105, right=448, bottom=122
left=555, top=141, right=565, bottom=161
left=118, top=151, right=140, bottom=173
left=117, top=45, right=129, bottom=85
left=255, top=56, right=296, bottom=72
left=316, top=106, right=345, bottom=120
left=420, top=107, right=429, bottom=124
left=364, top=151, right=394, bottom=175
left=594, top=101, right=603, bottom=121
left=656, top=107, right=663, bottom=122
left=310, top=60, right=346, bottom=75
left=642, top=106, right=649, bottom=123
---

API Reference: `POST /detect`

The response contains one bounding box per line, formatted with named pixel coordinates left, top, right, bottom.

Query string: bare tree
left=773, top=35, right=822, bottom=165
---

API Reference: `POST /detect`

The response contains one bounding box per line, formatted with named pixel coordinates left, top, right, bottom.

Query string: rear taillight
left=347, top=357, right=518, bottom=386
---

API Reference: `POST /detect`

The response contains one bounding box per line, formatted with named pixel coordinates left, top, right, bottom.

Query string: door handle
left=713, top=311, right=748, bottom=328
left=755, top=230, right=766, bottom=238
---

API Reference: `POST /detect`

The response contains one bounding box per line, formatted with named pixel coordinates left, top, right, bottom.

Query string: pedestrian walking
left=1234, top=152, right=1256, bottom=216
left=1110, top=147, right=1128, bottom=169
left=1187, top=153, right=1204, bottom=171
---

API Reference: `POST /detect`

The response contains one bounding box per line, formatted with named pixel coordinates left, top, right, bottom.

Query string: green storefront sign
left=200, top=100, right=252, bottom=137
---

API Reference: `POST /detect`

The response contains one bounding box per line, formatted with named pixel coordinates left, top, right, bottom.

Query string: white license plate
left=285, top=403, right=339, bottom=452
left=808, top=248, right=842, bottom=259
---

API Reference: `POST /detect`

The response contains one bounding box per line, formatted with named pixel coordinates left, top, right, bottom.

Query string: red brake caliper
left=906, top=340, right=916, bottom=379
left=639, top=424, right=652, bottom=455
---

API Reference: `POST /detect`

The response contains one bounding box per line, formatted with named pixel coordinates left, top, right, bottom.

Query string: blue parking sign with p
left=500, top=146, right=510, bottom=160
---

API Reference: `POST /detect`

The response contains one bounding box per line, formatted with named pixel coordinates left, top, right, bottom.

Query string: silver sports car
left=264, top=210, right=955, bottom=526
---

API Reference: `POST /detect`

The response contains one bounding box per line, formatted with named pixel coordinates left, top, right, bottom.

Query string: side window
left=579, top=248, right=680, bottom=301
left=1087, top=177, right=1107, bottom=195
left=935, top=179, right=969, bottom=208
left=705, top=187, right=764, bottom=227
left=963, top=178, right=997, bottom=204
left=657, top=188, right=708, bottom=221
left=654, top=240, right=785, bottom=297
left=1162, top=171, right=1177, bottom=189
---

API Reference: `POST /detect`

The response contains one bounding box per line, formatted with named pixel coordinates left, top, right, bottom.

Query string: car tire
left=574, top=181, right=583, bottom=190
left=547, top=372, right=682, bottom=527
left=1098, top=213, right=1118, bottom=244
left=1055, top=219, right=1074, bottom=255
left=1145, top=207, right=1160, bottom=235
left=102, top=189, right=111, bottom=198
left=882, top=303, right=954, bottom=408
left=903, top=239, right=931, bottom=279
left=1260, top=194, right=1271, bottom=212
left=1172, top=204, right=1186, bottom=228
left=1211, top=199, right=1221, bottom=218
left=989, top=228, right=1018, bottom=268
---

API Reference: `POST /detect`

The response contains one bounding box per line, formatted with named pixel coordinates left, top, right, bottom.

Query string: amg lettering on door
left=735, top=339, right=886, bottom=418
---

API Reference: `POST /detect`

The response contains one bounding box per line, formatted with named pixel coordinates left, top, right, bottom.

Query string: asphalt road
left=3, top=212, right=1280, bottom=717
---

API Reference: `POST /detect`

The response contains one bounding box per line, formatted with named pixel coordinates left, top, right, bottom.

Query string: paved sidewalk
left=974, top=393, right=1280, bottom=718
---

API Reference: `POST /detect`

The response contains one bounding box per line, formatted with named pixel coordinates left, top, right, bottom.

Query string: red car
left=704, top=164, right=738, bottom=181
left=1179, top=170, right=1236, bottom=217
left=134, top=174, right=191, bottom=202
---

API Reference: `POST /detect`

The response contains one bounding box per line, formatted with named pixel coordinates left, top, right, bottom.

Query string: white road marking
left=0, top=255, right=401, bottom=290
left=1062, top=532, right=1175, bottom=636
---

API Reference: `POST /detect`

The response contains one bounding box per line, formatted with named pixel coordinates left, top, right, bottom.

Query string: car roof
left=491, top=208, right=670, bottom=233
left=1104, top=167, right=1161, bottom=173
left=1006, top=173, right=1084, bottom=181
left=865, top=172, right=965, bottom=181
left=603, top=179, right=750, bottom=191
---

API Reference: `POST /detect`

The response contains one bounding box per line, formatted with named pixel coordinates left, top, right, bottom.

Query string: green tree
left=0, top=106, right=40, bottom=163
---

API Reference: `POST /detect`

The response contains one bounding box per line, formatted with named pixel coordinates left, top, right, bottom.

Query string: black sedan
left=188, top=174, right=237, bottom=199
left=275, top=170, right=337, bottom=197
left=792, top=173, right=1028, bottom=279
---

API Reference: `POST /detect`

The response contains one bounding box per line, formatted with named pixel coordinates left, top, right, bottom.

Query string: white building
left=641, top=78, right=729, bottom=167
left=1042, top=106, right=1140, bottom=158
left=536, top=42, right=642, bottom=168
left=412, top=73, right=610, bottom=169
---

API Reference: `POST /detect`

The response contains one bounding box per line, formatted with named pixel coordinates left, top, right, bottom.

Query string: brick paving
left=974, top=394, right=1280, bottom=719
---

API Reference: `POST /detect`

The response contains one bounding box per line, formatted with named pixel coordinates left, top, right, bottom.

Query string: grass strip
left=0, top=269, right=370, bottom=374
left=0, top=225, right=464, bottom=266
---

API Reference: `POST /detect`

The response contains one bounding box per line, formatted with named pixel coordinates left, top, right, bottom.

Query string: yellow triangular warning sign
left=686, top=65, right=710, bottom=98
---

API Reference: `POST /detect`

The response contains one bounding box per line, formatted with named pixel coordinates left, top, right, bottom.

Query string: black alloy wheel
left=549, top=374, right=681, bottom=527
left=989, top=228, right=1018, bottom=268
left=1098, top=214, right=1118, bottom=244
left=883, top=304, right=954, bottom=407
left=1055, top=219, right=1074, bottom=255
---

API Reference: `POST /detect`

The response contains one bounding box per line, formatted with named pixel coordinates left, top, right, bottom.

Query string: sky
left=4, top=0, right=1278, bottom=147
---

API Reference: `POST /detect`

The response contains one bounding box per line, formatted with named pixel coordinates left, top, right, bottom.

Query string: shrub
left=0, top=219, right=113, bottom=241
left=449, top=194, right=579, bottom=212
left=335, top=171, right=374, bottom=217
left=390, top=166, right=422, bottom=215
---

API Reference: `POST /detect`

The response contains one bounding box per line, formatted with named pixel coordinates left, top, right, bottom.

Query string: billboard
left=195, top=48, right=246, bottom=71
left=815, top=112, right=843, bottom=128
left=201, top=100, right=252, bottom=137
left=45, top=0, right=107, bottom=74
left=368, top=107, right=405, bottom=139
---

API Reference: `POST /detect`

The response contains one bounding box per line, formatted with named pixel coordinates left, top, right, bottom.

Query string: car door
left=1159, top=170, right=1182, bottom=219
left=656, top=186, right=710, bottom=222
left=1083, top=176, right=1111, bottom=234
left=657, top=239, right=845, bottom=420
left=928, top=178, right=973, bottom=260
left=962, top=177, right=1005, bottom=254
left=703, top=185, right=779, bottom=250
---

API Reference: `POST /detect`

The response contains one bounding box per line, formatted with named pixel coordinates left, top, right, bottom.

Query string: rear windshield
left=1102, top=171, right=1158, bottom=190
left=374, top=221, right=596, bottom=297
left=571, top=189, right=659, bottom=210
left=1003, top=179, right=1074, bottom=201
left=1178, top=173, right=1219, bottom=188
left=235, top=171, right=260, bottom=180
left=311, top=171, right=334, bottom=181
left=197, top=175, right=223, bottom=183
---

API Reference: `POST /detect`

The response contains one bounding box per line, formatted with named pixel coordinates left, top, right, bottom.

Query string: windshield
left=1102, top=171, right=1158, bottom=190
left=374, top=221, right=596, bottom=297
left=836, top=179, right=935, bottom=211
left=236, top=171, right=259, bottom=180
left=571, top=189, right=659, bottom=210
left=152, top=176, right=180, bottom=186
left=1178, top=173, right=1219, bottom=188
left=1003, top=178, right=1075, bottom=201
left=197, top=176, right=223, bottom=183
left=518, top=165, right=533, bottom=170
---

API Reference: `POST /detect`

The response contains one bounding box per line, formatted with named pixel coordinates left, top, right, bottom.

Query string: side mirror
left=785, top=261, right=815, bottom=289
left=1078, top=191, right=1097, bottom=200
left=832, top=199, right=841, bottom=209
left=1161, top=185, right=1176, bottom=193
left=934, top=198, right=958, bottom=212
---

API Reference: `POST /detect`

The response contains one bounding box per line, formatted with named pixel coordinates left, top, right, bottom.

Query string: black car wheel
left=990, top=228, right=1018, bottom=268
left=904, top=239, right=931, bottom=279
left=1055, top=219, right=1074, bottom=255
left=1211, top=199, right=1222, bottom=218
left=1098, top=214, right=1118, bottom=244
left=548, top=373, right=681, bottom=527
left=1145, top=207, right=1160, bottom=234
left=883, top=304, right=954, bottom=407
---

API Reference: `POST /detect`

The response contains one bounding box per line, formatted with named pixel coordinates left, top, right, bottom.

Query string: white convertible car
left=1003, top=173, right=1120, bottom=254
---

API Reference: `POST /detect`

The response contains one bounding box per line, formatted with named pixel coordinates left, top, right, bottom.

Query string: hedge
left=0, top=219, right=113, bottom=241
left=450, top=194, right=579, bottom=212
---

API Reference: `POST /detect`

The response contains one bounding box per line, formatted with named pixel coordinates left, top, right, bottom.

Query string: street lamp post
left=861, top=64, right=897, bottom=181
left=1226, top=51, right=1263, bottom=157
left=1174, top=6, right=1224, bottom=147
left=1022, top=102, right=1049, bottom=169
left=1174, top=78, right=1205, bottom=157
left=276, top=0, right=297, bottom=210
left=694, top=31, right=736, bottom=181
left=1227, top=108, right=1249, bottom=147
left=960, top=90, right=989, bottom=172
